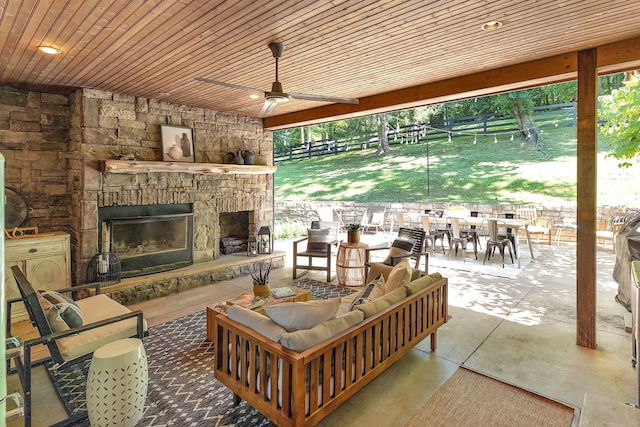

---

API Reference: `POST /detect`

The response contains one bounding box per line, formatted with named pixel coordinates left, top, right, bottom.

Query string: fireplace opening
left=220, top=211, right=251, bottom=255
left=99, top=204, right=194, bottom=278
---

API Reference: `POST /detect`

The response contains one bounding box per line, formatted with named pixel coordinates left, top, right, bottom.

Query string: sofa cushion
left=280, top=310, right=364, bottom=352
left=56, top=294, right=148, bottom=362
left=227, top=305, right=288, bottom=342
left=264, top=298, right=340, bottom=332
left=384, top=260, right=412, bottom=294
left=307, top=228, right=332, bottom=252
left=354, top=287, right=408, bottom=318
left=404, top=272, right=443, bottom=295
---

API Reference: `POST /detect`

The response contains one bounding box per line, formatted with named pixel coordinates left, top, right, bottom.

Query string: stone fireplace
left=66, top=88, right=281, bottom=303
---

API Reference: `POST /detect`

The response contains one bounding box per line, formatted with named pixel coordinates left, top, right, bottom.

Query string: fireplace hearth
left=99, top=204, right=194, bottom=278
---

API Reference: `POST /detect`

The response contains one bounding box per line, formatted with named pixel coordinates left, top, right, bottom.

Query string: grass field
left=274, top=126, right=640, bottom=207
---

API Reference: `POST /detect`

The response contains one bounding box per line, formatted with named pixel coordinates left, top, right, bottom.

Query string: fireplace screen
left=103, top=212, right=194, bottom=278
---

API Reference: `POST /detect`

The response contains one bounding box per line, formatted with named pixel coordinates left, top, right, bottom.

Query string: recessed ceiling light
left=481, top=21, right=503, bottom=31
left=249, top=94, right=260, bottom=99
left=38, top=45, right=61, bottom=54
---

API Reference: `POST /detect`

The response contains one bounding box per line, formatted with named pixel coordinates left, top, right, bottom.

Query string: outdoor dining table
left=417, top=214, right=534, bottom=268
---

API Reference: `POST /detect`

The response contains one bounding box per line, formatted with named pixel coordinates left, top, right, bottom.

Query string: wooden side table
left=336, top=242, right=368, bottom=287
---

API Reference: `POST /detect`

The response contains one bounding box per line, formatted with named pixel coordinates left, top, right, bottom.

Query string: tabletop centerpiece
left=251, top=262, right=272, bottom=298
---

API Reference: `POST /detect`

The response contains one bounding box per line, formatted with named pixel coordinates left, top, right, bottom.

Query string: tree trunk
left=375, top=114, right=391, bottom=155
left=511, top=98, right=539, bottom=143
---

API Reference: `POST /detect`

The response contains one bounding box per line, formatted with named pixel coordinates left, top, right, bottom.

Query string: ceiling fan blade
left=194, top=77, right=264, bottom=94
left=260, top=99, right=279, bottom=116
left=288, top=92, right=359, bottom=104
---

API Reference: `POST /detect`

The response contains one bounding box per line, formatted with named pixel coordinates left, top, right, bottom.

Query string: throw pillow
left=348, top=275, right=385, bottom=311
left=46, top=302, right=84, bottom=332
left=280, top=310, right=364, bottom=352
left=264, top=298, right=340, bottom=332
left=227, top=305, right=288, bottom=342
left=39, top=290, right=74, bottom=306
left=383, top=239, right=414, bottom=265
left=307, top=228, right=332, bottom=252
left=383, top=260, right=412, bottom=294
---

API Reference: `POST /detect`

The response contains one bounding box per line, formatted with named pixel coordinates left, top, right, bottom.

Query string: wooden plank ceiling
left=1, top=0, right=640, bottom=128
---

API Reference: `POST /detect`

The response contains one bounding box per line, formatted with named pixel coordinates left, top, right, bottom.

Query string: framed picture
left=161, top=125, right=195, bottom=162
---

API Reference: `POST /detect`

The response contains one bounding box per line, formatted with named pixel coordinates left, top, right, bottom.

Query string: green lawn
left=274, top=126, right=639, bottom=206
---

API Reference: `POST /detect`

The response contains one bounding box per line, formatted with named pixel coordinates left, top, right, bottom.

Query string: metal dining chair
left=419, top=215, right=446, bottom=254
left=483, top=219, right=515, bottom=267
left=447, top=218, right=477, bottom=262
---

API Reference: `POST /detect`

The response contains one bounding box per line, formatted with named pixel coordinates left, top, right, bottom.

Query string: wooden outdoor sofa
left=212, top=264, right=448, bottom=427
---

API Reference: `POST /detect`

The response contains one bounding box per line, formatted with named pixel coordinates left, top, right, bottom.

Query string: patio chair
left=516, top=207, right=552, bottom=245
left=483, top=219, right=515, bottom=267
left=293, top=220, right=341, bottom=282
left=447, top=218, right=477, bottom=262
left=365, top=227, right=429, bottom=277
left=418, top=214, right=446, bottom=254
left=316, top=206, right=346, bottom=231
left=7, top=265, right=148, bottom=427
left=361, top=207, right=387, bottom=233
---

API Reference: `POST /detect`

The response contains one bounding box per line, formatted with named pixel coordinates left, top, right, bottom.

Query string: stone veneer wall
left=0, top=86, right=72, bottom=231
left=71, top=88, right=274, bottom=284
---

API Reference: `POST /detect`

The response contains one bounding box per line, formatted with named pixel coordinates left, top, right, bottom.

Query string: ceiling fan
left=195, top=42, right=359, bottom=116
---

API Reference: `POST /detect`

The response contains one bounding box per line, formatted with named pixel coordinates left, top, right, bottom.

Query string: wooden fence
left=274, top=102, right=576, bottom=163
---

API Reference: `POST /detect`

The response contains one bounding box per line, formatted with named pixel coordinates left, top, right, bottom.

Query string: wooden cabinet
left=5, top=232, right=71, bottom=322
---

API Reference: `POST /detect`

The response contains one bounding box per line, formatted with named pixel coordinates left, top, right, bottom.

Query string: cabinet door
left=25, top=254, right=68, bottom=292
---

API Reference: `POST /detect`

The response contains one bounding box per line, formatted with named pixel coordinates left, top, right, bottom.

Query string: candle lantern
left=258, top=226, right=273, bottom=254
left=247, top=236, right=258, bottom=256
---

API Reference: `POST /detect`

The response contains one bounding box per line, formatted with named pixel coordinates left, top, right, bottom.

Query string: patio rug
left=48, top=278, right=355, bottom=427
left=404, top=367, right=575, bottom=427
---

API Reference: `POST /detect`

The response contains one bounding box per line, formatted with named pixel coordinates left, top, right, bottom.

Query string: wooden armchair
left=7, top=265, right=147, bottom=427
left=365, top=227, right=429, bottom=277
left=516, top=207, right=552, bottom=245
left=293, top=221, right=341, bottom=282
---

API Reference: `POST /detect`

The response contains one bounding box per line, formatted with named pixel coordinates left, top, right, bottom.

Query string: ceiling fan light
left=38, top=45, right=61, bottom=54
left=265, top=93, right=290, bottom=103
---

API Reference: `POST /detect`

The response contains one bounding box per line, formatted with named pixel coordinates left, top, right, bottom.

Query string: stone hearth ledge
left=102, top=251, right=285, bottom=306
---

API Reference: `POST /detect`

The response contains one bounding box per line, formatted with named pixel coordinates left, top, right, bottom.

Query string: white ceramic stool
left=86, top=338, right=148, bottom=427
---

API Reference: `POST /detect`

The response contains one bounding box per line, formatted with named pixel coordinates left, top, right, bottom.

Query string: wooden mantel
left=101, top=160, right=277, bottom=175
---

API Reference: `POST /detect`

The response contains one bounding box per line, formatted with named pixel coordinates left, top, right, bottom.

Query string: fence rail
left=274, top=102, right=576, bottom=163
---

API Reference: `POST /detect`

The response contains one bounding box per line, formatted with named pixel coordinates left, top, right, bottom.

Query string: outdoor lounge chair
left=365, top=227, right=429, bottom=277
left=293, top=221, right=341, bottom=282
left=7, top=265, right=148, bottom=427
left=361, top=207, right=387, bottom=233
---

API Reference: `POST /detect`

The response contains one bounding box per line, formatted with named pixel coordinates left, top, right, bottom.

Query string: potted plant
left=250, top=262, right=272, bottom=298
left=347, top=223, right=361, bottom=243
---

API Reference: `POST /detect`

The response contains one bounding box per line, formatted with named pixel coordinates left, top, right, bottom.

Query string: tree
left=599, top=77, right=640, bottom=168
left=374, top=113, right=391, bottom=155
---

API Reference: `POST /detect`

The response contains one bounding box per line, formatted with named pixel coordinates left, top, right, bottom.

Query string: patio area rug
left=48, top=278, right=355, bottom=427
left=404, top=367, right=575, bottom=427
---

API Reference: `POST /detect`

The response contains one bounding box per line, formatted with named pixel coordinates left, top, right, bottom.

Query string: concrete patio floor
left=8, top=232, right=638, bottom=426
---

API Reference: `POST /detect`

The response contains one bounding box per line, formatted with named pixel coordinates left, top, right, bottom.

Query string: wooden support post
left=576, top=48, right=598, bottom=349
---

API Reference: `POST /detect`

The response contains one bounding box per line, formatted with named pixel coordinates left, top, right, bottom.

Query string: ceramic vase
left=233, top=150, right=245, bottom=165
left=243, top=150, right=255, bottom=165
left=253, top=282, right=270, bottom=298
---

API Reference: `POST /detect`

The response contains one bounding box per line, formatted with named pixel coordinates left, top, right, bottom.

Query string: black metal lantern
left=258, top=226, right=273, bottom=254
left=247, top=236, right=258, bottom=256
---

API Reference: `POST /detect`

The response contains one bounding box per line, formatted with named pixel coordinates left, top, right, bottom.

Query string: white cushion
left=264, top=298, right=340, bottom=332
left=56, top=294, right=148, bottom=362
left=280, top=311, right=364, bottom=352
left=227, top=305, right=288, bottom=342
